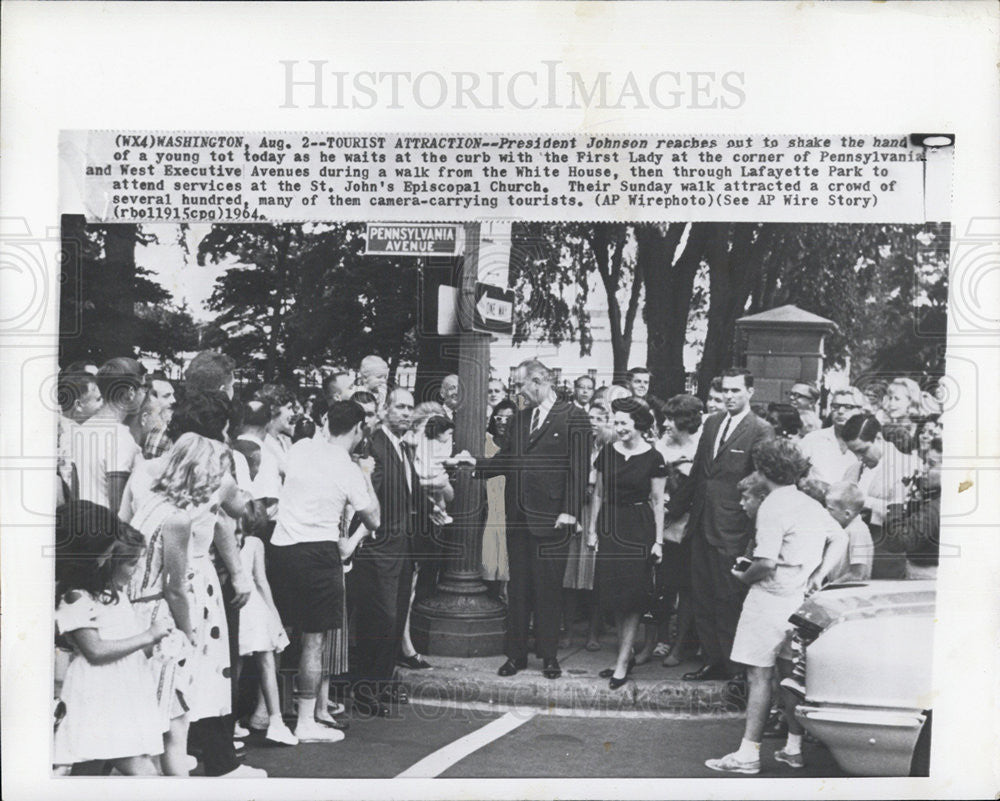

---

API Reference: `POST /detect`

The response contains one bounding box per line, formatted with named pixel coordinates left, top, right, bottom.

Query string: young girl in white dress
left=236, top=526, right=297, bottom=745
left=54, top=501, right=172, bottom=774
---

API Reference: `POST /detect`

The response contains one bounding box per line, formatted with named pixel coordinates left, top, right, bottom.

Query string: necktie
left=530, top=408, right=540, bottom=434
left=716, top=415, right=732, bottom=457
left=399, top=441, right=413, bottom=491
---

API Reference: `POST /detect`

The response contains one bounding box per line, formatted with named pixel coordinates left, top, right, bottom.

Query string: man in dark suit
left=474, top=359, right=591, bottom=679
left=669, top=367, right=773, bottom=681
left=349, top=387, right=419, bottom=715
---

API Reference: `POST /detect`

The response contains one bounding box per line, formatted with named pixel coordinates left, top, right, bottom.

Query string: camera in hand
left=732, top=556, right=752, bottom=573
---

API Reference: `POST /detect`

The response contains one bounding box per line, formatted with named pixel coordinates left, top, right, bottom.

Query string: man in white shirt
left=799, top=387, right=865, bottom=483
left=56, top=370, right=104, bottom=498
left=70, top=357, right=146, bottom=512
left=269, top=401, right=380, bottom=742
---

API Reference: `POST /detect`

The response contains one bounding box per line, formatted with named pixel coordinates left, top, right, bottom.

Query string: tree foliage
left=199, top=223, right=419, bottom=383
left=60, top=216, right=171, bottom=365
left=512, top=223, right=643, bottom=381
left=506, top=221, right=949, bottom=398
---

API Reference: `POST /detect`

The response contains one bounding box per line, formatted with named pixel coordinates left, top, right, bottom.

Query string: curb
left=399, top=663, right=745, bottom=717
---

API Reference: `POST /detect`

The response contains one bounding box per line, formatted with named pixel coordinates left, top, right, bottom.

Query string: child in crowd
left=824, top=481, right=873, bottom=582
left=54, top=501, right=171, bottom=775
left=235, top=523, right=298, bottom=746
left=777, top=481, right=873, bottom=701
left=412, top=414, right=459, bottom=526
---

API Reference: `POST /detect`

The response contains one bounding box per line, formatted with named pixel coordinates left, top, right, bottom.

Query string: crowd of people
left=51, top=349, right=943, bottom=777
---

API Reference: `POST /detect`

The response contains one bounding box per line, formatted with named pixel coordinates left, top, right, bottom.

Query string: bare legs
left=160, top=714, right=190, bottom=776
left=613, top=612, right=641, bottom=679
left=743, top=665, right=774, bottom=743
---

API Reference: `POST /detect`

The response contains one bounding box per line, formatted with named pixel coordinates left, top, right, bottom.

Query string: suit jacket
left=476, top=399, right=592, bottom=538
left=669, top=410, right=773, bottom=554
left=368, top=427, right=420, bottom=551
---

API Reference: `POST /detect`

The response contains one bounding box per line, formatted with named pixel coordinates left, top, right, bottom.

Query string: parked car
left=790, top=579, right=935, bottom=777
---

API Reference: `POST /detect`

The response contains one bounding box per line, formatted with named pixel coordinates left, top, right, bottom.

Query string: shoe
left=315, top=715, right=350, bottom=730
left=497, top=657, right=528, bottom=677
left=762, top=709, right=787, bottom=739
left=221, top=764, right=268, bottom=777
left=542, top=658, right=562, bottom=679
left=609, top=674, right=630, bottom=690
left=683, top=663, right=732, bottom=681
left=705, top=751, right=761, bottom=775
left=396, top=654, right=432, bottom=670
left=599, top=656, right=635, bottom=679
left=248, top=713, right=270, bottom=731
left=265, top=720, right=299, bottom=746
left=233, top=723, right=250, bottom=738
left=779, top=675, right=806, bottom=699
left=326, top=701, right=346, bottom=716
left=295, top=720, right=346, bottom=743
left=774, top=748, right=805, bottom=769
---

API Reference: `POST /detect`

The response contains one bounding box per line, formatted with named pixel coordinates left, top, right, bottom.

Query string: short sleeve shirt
left=830, top=514, right=874, bottom=581
left=70, top=418, right=140, bottom=508
left=271, top=437, right=370, bottom=546
left=800, top=427, right=859, bottom=485
left=752, top=485, right=840, bottom=596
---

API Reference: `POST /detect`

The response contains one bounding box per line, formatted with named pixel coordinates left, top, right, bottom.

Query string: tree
left=200, top=223, right=420, bottom=384
left=134, top=300, right=200, bottom=366
left=511, top=222, right=640, bottom=381
left=688, top=223, right=950, bottom=397
left=635, top=223, right=713, bottom=399
left=60, top=216, right=169, bottom=366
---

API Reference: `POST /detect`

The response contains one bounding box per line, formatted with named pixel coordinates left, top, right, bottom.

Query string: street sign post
left=472, top=282, right=515, bottom=335
left=365, top=223, right=461, bottom=256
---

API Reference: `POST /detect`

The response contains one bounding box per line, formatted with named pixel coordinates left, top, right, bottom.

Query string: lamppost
left=409, top=222, right=507, bottom=657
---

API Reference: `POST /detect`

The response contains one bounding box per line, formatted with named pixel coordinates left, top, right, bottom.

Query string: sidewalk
left=399, top=631, right=743, bottom=717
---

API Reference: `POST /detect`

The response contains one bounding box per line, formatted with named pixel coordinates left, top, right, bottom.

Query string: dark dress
left=595, top=444, right=668, bottom=615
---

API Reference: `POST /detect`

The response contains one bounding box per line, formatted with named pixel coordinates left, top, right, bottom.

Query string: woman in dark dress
left=586, top=397, right=667, bottom=689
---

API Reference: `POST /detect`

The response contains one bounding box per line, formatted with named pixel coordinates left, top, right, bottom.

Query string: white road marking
left=395, top=710, right=536, bottom=778
left=411, top=696, right=743, bottom=720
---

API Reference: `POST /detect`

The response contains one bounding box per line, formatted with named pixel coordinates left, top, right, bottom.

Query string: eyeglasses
left=830, top=403, right=861, bottom=411
left=787, top=391, right=813, bottom=401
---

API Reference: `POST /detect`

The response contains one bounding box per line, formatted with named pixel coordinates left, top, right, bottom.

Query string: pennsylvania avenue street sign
left=365, top=223, right=460, bottom=256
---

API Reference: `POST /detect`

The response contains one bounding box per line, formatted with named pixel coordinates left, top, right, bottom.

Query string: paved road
left=237, top=701, right=850, bottom=779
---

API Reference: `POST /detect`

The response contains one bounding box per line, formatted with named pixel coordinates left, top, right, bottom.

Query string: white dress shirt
left=713, top=407, right=750, bottom=457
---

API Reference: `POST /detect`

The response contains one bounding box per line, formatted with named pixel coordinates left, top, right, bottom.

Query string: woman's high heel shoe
left=609, top=674, right=630, bottom=690
left=600, top=656, right=635, bottom=681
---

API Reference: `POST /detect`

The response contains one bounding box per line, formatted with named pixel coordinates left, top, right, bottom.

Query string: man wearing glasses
left=786, top=383, right=821, bottom=435
left=785, top=382, right=819, bottom=413
left=799, top=387, right=865, bottom=483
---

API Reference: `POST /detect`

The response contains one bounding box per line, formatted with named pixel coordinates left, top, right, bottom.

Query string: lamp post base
left=410, top=578, right=506, bottom=658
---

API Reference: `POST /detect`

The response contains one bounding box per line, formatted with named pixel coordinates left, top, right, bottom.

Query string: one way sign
left=472, top=282, right=515, bottom=335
